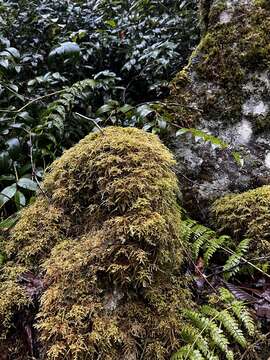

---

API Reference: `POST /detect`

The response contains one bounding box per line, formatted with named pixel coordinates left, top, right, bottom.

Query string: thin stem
left=74, top=112, right=104, bottom=134
left=239, top=331, right=270, bottom=360
left=220, top=245, right=270, bottom=279
left=0, top=89, right=65, bottom=113
left=27, top=130, right=50, bottom=202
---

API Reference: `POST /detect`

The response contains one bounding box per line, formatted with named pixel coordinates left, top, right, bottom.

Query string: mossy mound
left=211, top=185, right=270, bottom=261
left=0, top=127, right=190, bottom=359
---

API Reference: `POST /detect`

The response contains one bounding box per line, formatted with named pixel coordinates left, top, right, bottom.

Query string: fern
left=176, top=128, right=243, bottom=166
left=182, top=219, right=216, bottom=260
left=222, top=238, right=250, bottom=280
left=173, top=289, right=255, bottom=360
left=176, top=128, right=228, bottom=149
left=219, top=288, right=255, bottom=336
left=37, top=72, right=119, bottom=142
left=180, top=324, right=218, bottom=359
left=39, top=78, right=97, bottom=136
left=172, top=345, right=205, bottom=360
left=183, top=309, right=233, bottom=359
left=203, top=235, right=229, bottom=266
left=201, top=306, right=246, bottom=348
left=182, top=219, right=250, bottom=279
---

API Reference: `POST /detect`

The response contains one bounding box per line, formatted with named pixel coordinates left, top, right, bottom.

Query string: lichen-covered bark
left=0, top=127, right=191, bottom=359
left=167, top=0, right=270, bottom=221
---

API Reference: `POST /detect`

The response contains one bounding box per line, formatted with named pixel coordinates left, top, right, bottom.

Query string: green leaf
left=176, top=128, right=228, bottom=149
left=0, top=183, right=17, bottom=208
left=0, top=151, right=11, bottom=171
left=48, top=42, right=81, bottom=59
left=96, top=103, right=114, bottom=115
left=14, top=190, right=26, bottom=209
left=0, top=214, right=19, bottom=229
left=6, top=137, right=20, bottom=158
left=136, top=104, right=154, bottom=118
left=118, top=104, right=134, bottom=113
left=104, top=19, right=117, bottom=28
left=0, top=175, right=16, bottom=181
left=0, top=59, right=9, bottom=69
left=6, top=47, right=20, bottom=58
left=158, top=118, right=167, bottom=129
left=232, top=151, right=244, bottom=166
left=17, top=178, right=38, bottom=191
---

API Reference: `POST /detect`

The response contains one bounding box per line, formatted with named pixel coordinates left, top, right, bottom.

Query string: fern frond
left=207, top=321, right=234, bottom=359
left=219, top=288, right=255, bottom=336
left=219, top=288, right=235, bottom=302
left=40, top=78, right=97, bottom=136
left=183, top=218, right=251, bottom=280
left=182, top=220, right=196, bottom=244
left=182, top=218, right=227, bottom=263
left=181, top=324, right=217, bottom=359
left=190, top=349, right=205, bottom=360
left=183, top=310, right=233, bottom=359
left=182, top=219, right=216, bottom=260
left=203, top=235, right=229, bottom=265
left=176, top=287, right=256, bottom=360
left=201, top=305, right=246, bottom=348
left=223, top=239, right=250, bottom=280
left=171, top=345, right=205, bottom=360
left=231, top=301, right=255, bottom=336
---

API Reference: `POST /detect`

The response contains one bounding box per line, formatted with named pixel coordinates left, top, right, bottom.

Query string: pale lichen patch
left=242, top=97, right=269, bottom=116
left=265, top=152, right=270, bottom=169
left=219, top=10, right=232, bottom=23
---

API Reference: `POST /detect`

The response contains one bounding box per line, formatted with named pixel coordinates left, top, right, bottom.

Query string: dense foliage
left=0, top=0, right=199, bottom=221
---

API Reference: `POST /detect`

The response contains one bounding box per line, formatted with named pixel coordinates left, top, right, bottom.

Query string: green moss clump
left=211, top=185, right=270, bottom=258
left=195, top=5, right=270, bottom=86
left=6, top=199, right=68, bottom=267
left=0, top=127, right=190, bottom=359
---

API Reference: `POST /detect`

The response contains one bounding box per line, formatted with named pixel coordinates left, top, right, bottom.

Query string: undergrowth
left=182, top=218, right=250, bottom=280
left=172, top=288, right=255, bottom=360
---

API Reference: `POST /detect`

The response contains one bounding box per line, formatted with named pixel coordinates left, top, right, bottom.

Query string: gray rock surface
left=168, top=0, right=270, bottom=222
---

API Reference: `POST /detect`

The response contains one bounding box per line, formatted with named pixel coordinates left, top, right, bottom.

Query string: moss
left=195, top=5, right=270, bottom=85
left=255, top=113, right=270, bottom=132
left=172, top=68, right=190, bottom=88
left=0, top=127, right=191, bottom=359
left=166, top=1, right=270, bottom=128
left=5, top=198, right=69, bottom=268
left=211, top=185, right=270, bottom=260
left=254, top=0, right=270, bottom=10
left=0, top=264, right=29, bottom=337
left=208, top=1, right=227, bottom=25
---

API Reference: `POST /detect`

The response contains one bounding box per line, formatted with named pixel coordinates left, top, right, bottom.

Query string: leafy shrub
left=0, top=0, right=199, bottom=222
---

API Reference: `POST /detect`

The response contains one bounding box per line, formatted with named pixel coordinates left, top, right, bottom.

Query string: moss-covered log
left=0, top=127, right=190, bottom=359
